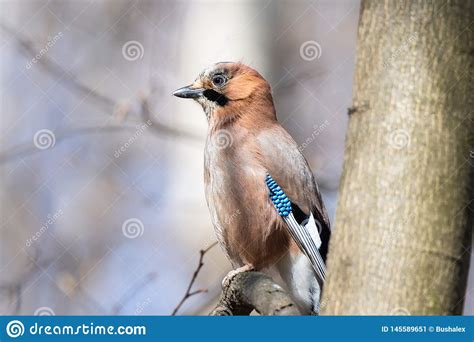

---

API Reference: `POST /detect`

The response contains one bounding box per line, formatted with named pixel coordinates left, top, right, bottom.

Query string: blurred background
left=0, top=0, right=471, bottom=315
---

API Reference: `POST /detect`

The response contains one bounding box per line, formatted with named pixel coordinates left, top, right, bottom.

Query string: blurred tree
left=322, top=0, right=473, bottom=314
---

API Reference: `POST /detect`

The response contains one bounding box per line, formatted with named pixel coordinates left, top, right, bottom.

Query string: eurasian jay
left=173, top=62, right=331, bottom=314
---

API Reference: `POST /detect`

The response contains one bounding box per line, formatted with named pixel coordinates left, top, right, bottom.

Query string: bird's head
left=173, top=62, right=275, bottom=126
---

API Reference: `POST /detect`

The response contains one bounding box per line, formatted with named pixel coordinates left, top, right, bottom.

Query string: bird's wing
left=257, top=124, right=331, bottom=262
left=266, top=174, right=327, bottom=282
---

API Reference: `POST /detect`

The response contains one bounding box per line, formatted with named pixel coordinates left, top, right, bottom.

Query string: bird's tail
left=275, top=250, right=322, bottom=315
left=284, top=214, right=326, bottom=283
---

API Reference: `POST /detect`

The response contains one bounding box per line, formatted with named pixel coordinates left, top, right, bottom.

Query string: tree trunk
left=322, top=0, right=473, bottom=315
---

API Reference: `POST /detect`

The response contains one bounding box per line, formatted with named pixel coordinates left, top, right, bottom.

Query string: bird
left=173, top=62, right=331, bottom=314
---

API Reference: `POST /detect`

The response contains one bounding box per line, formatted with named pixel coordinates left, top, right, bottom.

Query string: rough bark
left=322, top=0, right=474, bottom=315
left=210, top=271, right=299, bottom=316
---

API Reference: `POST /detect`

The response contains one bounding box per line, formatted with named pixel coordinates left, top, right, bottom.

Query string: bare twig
left=0, top=120, right=201, bottom=165
left=0, top=248, right=59, bottom=314
left=171, top=241, right=218, bottom=315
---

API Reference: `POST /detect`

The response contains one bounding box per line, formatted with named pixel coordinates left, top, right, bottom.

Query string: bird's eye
left=212, top=74, right=226, bottom=87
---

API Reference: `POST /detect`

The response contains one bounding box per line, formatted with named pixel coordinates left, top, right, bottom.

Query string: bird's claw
left=222, top=264, right=254, bottom=288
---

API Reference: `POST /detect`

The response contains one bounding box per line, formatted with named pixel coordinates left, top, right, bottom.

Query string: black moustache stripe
left=203, top=89, right=228, bottom=106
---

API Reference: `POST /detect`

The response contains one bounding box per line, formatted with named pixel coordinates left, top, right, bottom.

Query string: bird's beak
left=173, top=85, right=204, bottom=99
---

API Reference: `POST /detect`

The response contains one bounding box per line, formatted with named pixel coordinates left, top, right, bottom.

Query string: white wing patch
left=305, top=213, right=322, bottom=249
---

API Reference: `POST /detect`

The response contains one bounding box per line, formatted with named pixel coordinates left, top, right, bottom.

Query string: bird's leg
left=222, top=264, right=254, bottom=288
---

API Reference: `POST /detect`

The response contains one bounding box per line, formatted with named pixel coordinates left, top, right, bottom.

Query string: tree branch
left=1, top=22, right=115, bottom=111
left=0, top=23, right=203, bottom=165
left=210, top=271, right=299, bottom=316
left=0, top=125, right=139, bottom=164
